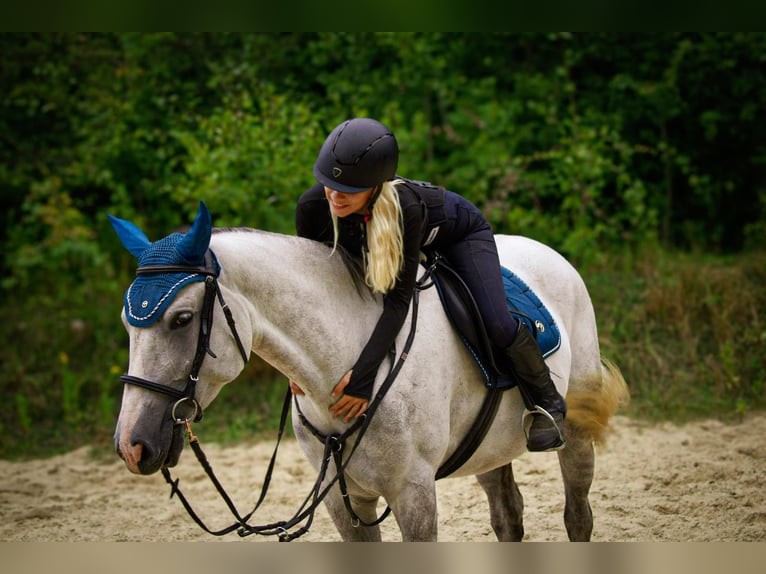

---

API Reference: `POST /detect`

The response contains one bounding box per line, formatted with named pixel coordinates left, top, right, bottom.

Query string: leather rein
left=122, top=255, right=499, bottom=541
left=152, top=265, right=430, bottom=542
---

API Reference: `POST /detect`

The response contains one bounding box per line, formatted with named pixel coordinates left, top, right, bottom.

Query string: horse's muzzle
left=115, top=416, right=185, bottom=475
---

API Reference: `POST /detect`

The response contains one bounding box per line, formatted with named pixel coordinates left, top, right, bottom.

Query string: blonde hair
left=331, top=179, right=404, bottom=294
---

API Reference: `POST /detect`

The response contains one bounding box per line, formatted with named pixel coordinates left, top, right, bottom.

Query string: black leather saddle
left=427, top=255, right=520, bottom=390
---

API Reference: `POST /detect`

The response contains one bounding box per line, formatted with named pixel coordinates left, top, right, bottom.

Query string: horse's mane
left=212, top=227, right=257, bottom=234
left=212, top=226, right=371, bottom=300
left=333, top=243, right=371, bottom=299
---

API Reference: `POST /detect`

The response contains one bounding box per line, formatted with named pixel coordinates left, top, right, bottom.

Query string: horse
left=109, top=201, right=628, bottom=542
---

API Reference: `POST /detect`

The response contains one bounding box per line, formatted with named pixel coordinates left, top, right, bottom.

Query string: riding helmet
left=313, top=118, right=399, bottom=194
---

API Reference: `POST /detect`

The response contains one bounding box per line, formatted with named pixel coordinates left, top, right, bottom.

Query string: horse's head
left=109, top=202, right=250, bottom=474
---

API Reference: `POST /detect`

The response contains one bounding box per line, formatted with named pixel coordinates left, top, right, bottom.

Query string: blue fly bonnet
left=124, top=234, right=220, bottom=327
left=109, top=202, right=219, bottom=327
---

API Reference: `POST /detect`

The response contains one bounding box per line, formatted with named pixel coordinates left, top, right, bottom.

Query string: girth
left=424, top=255, right=505, bottom=478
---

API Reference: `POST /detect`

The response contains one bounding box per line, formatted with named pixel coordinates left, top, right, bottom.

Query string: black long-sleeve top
left=295, top=179, right=448, bottom=399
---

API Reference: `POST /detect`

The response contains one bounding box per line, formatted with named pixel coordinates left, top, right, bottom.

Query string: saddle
left=428, top=255, right=561, bottom=390
left=427, top=254, right=563, bottom=479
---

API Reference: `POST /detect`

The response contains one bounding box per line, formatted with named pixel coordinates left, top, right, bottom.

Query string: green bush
left=1, top=33, right=765, bottom=459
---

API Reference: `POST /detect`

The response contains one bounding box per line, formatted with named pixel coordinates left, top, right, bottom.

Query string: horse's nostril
left=135, top=440, right=169, bottom=474
left=118, top=438, right=147, bottom=474
left=134, top=441, right=151, bottom=462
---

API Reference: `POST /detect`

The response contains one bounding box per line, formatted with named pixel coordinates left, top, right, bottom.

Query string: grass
left=583, top=247, right=766, bottom=423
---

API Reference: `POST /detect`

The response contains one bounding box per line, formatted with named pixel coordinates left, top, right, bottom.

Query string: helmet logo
left=332, top=167, right=343, bottom=179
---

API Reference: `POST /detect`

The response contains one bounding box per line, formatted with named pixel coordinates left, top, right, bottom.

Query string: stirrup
left=522, top=406, right=566, bottom=452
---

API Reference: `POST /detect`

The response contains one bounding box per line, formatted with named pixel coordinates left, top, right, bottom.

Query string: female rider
left=294, top=118, right=566, bottom=452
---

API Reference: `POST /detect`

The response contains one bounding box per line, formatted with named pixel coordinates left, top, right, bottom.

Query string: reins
left=127, top=251, right=499, bottom=541
left=155, top=264, right=432, bottom=541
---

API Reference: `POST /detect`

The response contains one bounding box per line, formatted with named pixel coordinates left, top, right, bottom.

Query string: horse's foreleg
left=322, top=487, right=383, bottom=541
left=388, top=477, right=438, bottom=541
left=557, top=425, right=594, bottom=541
left=476, top=462, right=525, bottom=541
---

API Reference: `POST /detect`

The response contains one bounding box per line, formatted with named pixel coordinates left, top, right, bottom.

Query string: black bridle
left=151, top=262, right=432, bottom=542
left=119, top=250, right=250, bottom=424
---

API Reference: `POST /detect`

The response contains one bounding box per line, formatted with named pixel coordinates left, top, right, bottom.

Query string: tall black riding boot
left=502, top=325, right=567, bottom=452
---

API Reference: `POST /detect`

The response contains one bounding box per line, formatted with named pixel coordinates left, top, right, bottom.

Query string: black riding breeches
left=428, top=193, right=519, bottom=349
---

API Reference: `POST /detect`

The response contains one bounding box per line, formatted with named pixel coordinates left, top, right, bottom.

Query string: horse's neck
left=211, top=230, right=379, bottom=397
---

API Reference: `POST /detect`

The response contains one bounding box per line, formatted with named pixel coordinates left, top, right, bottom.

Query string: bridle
left=147, top=259, right=433, bottom=542
left=119, top=250, right=250, bottom=424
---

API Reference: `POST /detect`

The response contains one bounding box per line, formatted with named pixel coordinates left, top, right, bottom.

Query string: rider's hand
left=329, top=370, right=369, bottom=423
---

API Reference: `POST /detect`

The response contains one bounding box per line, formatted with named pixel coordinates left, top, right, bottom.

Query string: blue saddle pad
left=502, top=267, right=561, bottom=358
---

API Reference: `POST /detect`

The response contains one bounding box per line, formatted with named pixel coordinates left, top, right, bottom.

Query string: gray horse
left=110, top=202, right=628, bottom=541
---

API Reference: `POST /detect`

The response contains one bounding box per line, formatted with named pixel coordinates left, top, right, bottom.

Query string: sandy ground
left=1, top=413, right=764, bottom=542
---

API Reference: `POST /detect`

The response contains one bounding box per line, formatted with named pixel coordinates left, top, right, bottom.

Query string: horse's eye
left=172, top=311, right=193, bottom=329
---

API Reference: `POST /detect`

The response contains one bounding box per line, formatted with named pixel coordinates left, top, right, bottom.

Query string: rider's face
left=324, top=186, right=375, bottom=218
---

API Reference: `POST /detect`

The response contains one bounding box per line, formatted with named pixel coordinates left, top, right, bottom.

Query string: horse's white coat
left=115, top=230, right=617, bottom=541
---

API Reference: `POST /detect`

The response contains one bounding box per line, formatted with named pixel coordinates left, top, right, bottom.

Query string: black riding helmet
left=313, top=118, right=398, bottom=194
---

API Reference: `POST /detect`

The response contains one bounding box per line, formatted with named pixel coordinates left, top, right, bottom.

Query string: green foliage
left=585, top=249, right=766, bottom=421
left=167, top=88, right=321, bottom=232
left=1, top=33, right=766, bottom=459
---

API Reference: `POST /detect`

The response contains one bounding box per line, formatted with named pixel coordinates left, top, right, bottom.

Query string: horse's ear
left=176, top=201, right=212, bottom=262
left=108, top=214, right=152, bottom=259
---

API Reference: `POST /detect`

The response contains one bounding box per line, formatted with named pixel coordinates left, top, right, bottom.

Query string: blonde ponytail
left=364, top=180, right=404, bottom=293
left=328, top=179, right=404, bottom=294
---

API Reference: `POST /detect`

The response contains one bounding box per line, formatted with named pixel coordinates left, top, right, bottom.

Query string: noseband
left=119, top=250, right=250, bottom=423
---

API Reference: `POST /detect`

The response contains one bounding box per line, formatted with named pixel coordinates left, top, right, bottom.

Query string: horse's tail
left=565, top=357, right=630, bottom=446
